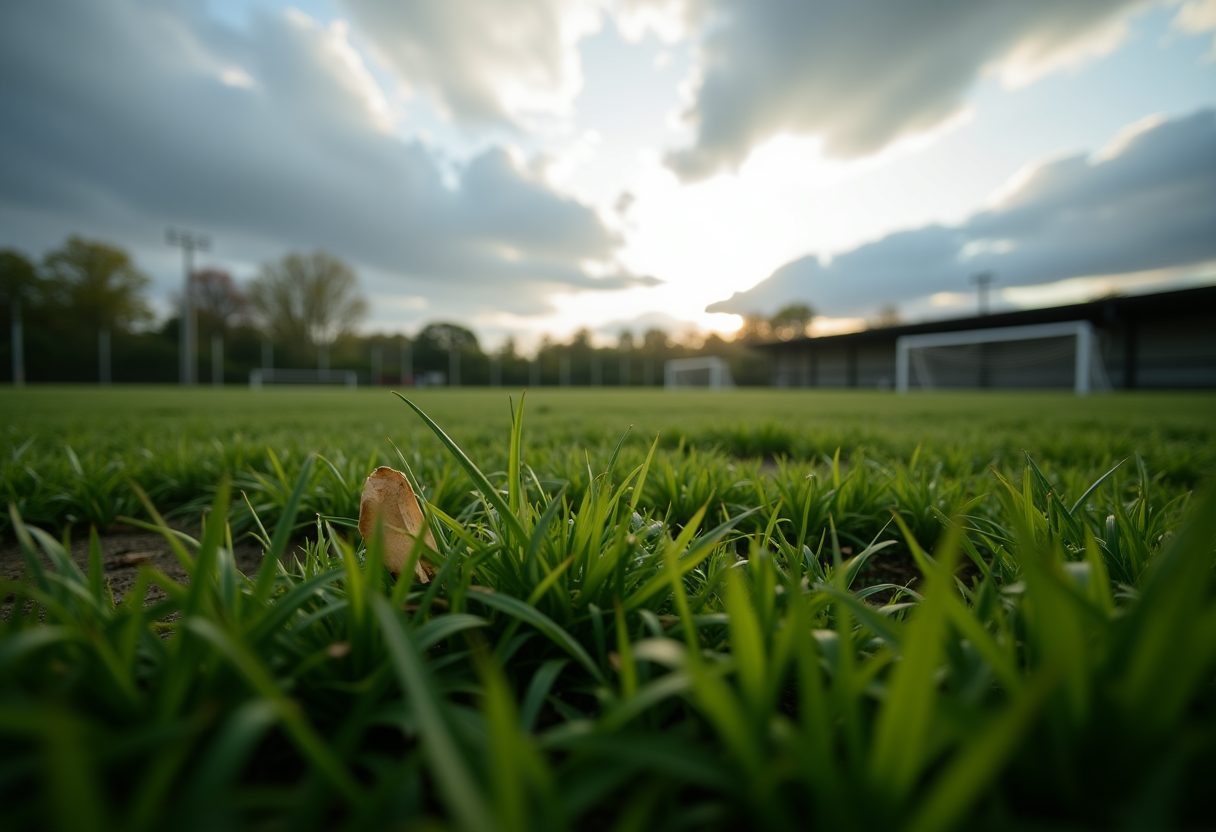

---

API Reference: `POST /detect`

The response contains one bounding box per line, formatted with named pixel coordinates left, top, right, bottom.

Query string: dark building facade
left=757, top=285, right=1216, bottom=390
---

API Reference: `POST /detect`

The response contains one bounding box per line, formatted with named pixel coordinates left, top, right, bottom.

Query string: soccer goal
left=664, top=356, right=735, bottom=390
left=895, top=321, right=1111, bottom=395
left=249, top=369, right=358, bottom=390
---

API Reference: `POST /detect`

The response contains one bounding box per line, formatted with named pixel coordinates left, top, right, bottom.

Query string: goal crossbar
left=896, top=320, right=1098, bottom=395
left=250, top=369, right=357, bottom=389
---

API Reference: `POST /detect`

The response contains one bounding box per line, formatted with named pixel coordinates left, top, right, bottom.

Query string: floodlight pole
left=166, top=227, right=211, bottom=386
left=10, top=290, right=24, bottom=386
left=212, top=334, right=224, bottom=386
left=971, top=272, right=995, bottom=316
left=99, top=327, right=111, bottom=385
left=971, top=272, right=995, bottom=387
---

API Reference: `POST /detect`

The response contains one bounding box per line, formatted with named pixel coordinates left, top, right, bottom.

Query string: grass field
left=5, top=386, right=1215, bottom=537
left=2, top=386, right=1216, bottom=831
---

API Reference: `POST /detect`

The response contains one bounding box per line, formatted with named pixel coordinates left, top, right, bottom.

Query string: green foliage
left=1, top=389, right=1215, bottom=830
left=0, top=249, right=40, bottom=301
left=41, top=235, right=153, bottom=331
left=770, top=302, right=815, bottom=341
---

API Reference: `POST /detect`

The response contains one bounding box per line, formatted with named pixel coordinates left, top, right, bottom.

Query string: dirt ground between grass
left=1, top=527, right=268, bottom=610
left=2, top=525, right=929, bottom=615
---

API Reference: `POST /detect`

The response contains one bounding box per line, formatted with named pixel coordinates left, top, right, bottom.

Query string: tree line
left=1, top=235, right=816, bottom=387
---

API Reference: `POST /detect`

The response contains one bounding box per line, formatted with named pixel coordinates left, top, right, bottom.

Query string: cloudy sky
left=2, top=0, right=1214, bottom=347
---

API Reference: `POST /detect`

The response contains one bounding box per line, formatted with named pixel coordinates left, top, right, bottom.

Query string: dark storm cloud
left=707, top=109, right=1216, bottom=317
left=665, top=0, right=1144, bottom=180
left=0, top=0, right=650, bottom=317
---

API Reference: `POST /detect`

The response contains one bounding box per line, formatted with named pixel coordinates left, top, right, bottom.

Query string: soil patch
left=1, top=528, right=268, bottom=607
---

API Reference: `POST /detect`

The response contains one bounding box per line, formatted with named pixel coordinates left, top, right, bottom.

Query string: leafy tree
left=497, top=336, right=519, bottom=359
left=413, top=322, right=481, bottom=376
left=0, top=249, right=41, bottom=303
left=734, top=313, right=772, bottom=342
left=248, top=251, right=367, bottom=351
left=415, top=322, right=478, bottom=354
left=42, top=236, right=152, bottom=331
left=641, top=328, right=669, bottom=353
left=1, top=249, right=41, bottom=384
left=769, top=302, right=814, bottom=341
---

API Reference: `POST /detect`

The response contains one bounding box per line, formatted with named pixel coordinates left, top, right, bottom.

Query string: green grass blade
left=372, top=595, right=495, bottom=832
left=253, top=454, right=316, bottom=602
left=468, top=587, right=606, bottom=685
left=183, top=618, right=362, bottom=804
left=906, top=668, right=1060, bottom=832
left=519, top=658, right=568, bottom=733
left=413, top=613, right=489, bottom=650
left=1068, top=458, right=1125, bottom=517
left=395, top=393, right=529, bottom=547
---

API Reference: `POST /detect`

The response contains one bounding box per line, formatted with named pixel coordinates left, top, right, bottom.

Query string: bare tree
left=248, top=251, right=367, bottom=352
left=190, top=269, right=249, bottom=332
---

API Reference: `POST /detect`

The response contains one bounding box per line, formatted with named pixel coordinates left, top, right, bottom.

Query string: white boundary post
left=1074, top=322, right=1092, bottom=396
left=249, top=369, right=357, bottom=389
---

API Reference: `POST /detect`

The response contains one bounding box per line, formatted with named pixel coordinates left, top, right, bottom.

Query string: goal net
left=249, top=369, right=358, bottom=389
left=895, top=321, right=1111, bottom=395
left=664, top=356, right=735, bottom=390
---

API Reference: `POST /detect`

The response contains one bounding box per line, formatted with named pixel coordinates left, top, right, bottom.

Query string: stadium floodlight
left=250, top=368, right=357, bottom=390
left=664, top=356, right=735, bottom=390
left=166, top=227, right=211, bottom=386
left=895, top=320, right=1110, bottom=396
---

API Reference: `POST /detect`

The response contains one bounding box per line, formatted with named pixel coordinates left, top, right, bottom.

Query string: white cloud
left=661, top=0, right=1149, bottom=180
left=1173, top=0, right=1216, bottom=56
left=707, top=109, right=1216, bottom=318
left=0, top=0, right=653, bottom=329
left=994, top=13, right=1132, bottom=89
left=337, top=0, right=603, bottom=127
left=220, top=67, right=255, bottom=88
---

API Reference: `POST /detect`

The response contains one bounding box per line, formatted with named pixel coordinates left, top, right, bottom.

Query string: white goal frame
left=895, top=320, right=1107, bottom=395
left=664, top=356, right=735, bottom=390
left=250, top=368, right=358, bottom=390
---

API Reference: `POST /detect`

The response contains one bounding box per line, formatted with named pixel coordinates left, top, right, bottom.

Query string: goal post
left=895, top=320, right=1109, bottom=395
left=664, top=356, right=735, bottom=390
left=250, top=368, right=358, bottom=390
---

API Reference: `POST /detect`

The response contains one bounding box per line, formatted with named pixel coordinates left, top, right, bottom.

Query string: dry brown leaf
left=358, top=466, right=439, bottom=582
